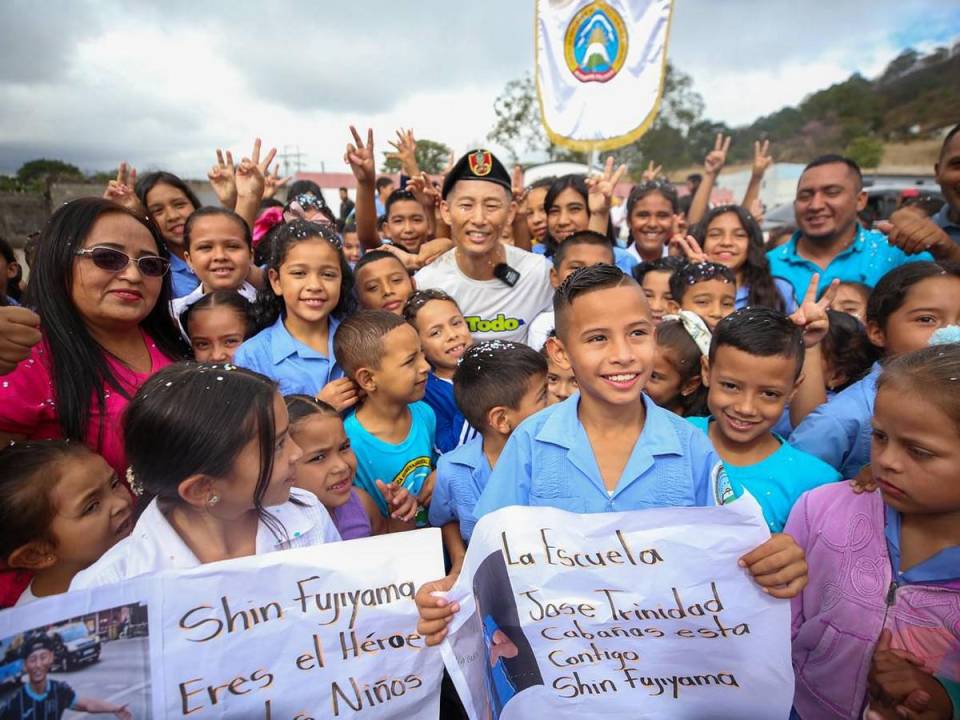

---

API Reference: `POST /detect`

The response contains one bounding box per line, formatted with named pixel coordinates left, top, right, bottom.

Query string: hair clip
left=126, top=466, right=144, bottom=496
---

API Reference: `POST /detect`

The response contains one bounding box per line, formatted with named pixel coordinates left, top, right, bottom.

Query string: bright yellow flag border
left=534, top=0, right=675, bottom=153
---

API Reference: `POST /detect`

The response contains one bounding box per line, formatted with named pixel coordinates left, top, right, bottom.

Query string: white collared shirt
left=70, top=488, right=340, bottom=590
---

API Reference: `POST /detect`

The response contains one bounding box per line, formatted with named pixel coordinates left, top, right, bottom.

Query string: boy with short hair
left=334, top=310, right=435, bottom=525
left=384, top=189, right=431, bottom=255
left=691, top=307, right=841, bottom=532
left=0, top=635, right=131, bottom=719
left=429, top=341, right=547, bottom=571
left=353, top=250, right=416, bottom=315
left=416, top=265, right=809, bottom=643
left=669, top=261, right=737, bottom=332
left=526, top=230, right=615, bottom=350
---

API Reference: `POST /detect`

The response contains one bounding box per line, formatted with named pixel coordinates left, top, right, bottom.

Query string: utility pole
left=277, top=145, right=307, bottom=177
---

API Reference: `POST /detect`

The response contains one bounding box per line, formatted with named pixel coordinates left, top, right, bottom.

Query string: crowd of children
left=0, top=123, right=958, bottom=719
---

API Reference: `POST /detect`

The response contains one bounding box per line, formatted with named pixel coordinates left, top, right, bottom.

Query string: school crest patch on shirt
left=712, top=463, right=736, bottom=506
left=468, top=149, right=493, bottom=177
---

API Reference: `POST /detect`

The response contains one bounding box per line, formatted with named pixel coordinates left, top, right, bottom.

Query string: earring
left=208, top=495, right=220, bottom=507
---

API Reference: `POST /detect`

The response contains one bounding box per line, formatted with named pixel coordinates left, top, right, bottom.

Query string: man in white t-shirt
left=415, top=149, right=553, bottom=344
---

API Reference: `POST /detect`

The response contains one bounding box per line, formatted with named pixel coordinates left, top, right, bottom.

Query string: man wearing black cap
left=0, top=633, right=131, bottom=720
left=414, top=149, right=553, bottom=344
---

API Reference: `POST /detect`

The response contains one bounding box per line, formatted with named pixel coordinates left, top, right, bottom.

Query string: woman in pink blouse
left=0, top=198, right=186, bottom=476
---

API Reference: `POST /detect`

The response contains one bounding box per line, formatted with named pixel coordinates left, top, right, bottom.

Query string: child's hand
left=114, top=706, right=132, bottom=720
left=103, top=162, right=143, bottom=213
left=789, top=273, right=839, bottom=348
left=585, top=157, right=627, bottom=215
left=704, top=133, right=731, bottom=176
left=316, top=378, right=359, bottom=412
left=345, top=126, right=376, bottom=186
left=235, top=138, right=277, bottom=200
left=418, top=470, right=436, bottom=507
left=376, top=480, right=417, bottom=522
left=850, top=464, right=879, bottom=494
left=208, top=149, right=237, bottom=209
left=668, top=233, right=707, bottom=263
left=739, top=532, right=808, bottom=598
left=415, top=573, right=460, bottom=646
left=867, top=630, right=952, bottom=720
left=641, top=160, right=663, bottom=182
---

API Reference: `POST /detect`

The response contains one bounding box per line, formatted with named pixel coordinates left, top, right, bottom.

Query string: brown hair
left=877, top=343, right=960, bottom=429
left=333, top=309, right=407, bottom=377
left=655, top=319, right=708, bottom=417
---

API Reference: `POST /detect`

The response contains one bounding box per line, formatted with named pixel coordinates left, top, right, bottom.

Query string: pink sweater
left=786, top=483, right=960, bottom=719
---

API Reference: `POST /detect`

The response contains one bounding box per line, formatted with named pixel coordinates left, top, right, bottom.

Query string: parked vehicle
left=0, top=638, right=23, bottom=690
left=48, top=623, right=100, bottom=671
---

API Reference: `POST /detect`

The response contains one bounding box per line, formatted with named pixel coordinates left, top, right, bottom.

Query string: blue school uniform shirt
left=168, top=253, right=200, bottom=299
left=344, top=401, right=437, bottom=517
left=233, top=315, right=342, bottom=397
left=473, top=393, right=743, bottom=520
left=429, top=435, right=490, bottom=541
left=734, top=277, right=798, bottom=313
left=932, top=204, right=960, bottom=244
left=789, top=362, right=881, bottom=479
left=766, top=225, right=931, bottom=303
left=423, top=372, right=478, bottom=454
left=686, top=416, right=841, bottom=533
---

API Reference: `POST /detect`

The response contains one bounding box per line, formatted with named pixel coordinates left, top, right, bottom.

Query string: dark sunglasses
left=75, top=246, right=170, bottom=277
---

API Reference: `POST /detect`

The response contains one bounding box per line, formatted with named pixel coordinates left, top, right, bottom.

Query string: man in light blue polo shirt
left=933, top=122, right=960, bottom=243
left=767, top=155, right=931, bottom=300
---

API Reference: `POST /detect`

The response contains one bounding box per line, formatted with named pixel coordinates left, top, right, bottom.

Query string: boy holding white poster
left=416, top=265, right=808, bottom=643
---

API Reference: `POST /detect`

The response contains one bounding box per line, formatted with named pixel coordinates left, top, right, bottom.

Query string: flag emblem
left=564, top=1, right=628, bottom=83
left=467, top=150, right=493, bottom=177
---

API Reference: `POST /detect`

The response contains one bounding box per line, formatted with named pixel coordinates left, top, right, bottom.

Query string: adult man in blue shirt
left=767, top=155, right=931, bottom=301
left=933, top=122, right=960, bottom=243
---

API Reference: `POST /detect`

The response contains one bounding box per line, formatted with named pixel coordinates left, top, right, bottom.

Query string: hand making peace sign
left=103, top=161, right=143, bottom=213
left=586, top=156, right=627, bottom=215
left=704, top=133, right=732, bottom=176
left=235, top=137, right=277, bottom=200
left=208, top=149, right=237, bottom=208
left=789, top=273, right=839, bottom=348
left=345, top=126, right=376, bottom=186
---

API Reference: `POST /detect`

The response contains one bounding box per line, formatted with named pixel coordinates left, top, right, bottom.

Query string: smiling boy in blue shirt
left=415, top=264, right=810, bottom=644
left=689, top=307, right=841, bottom=533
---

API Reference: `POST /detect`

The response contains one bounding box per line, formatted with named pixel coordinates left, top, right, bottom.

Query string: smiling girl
left=136, top=171, right=203, bottom=297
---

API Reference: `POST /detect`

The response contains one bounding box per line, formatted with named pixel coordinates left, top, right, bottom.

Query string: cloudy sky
left=1, top=0, right=958, bottom=178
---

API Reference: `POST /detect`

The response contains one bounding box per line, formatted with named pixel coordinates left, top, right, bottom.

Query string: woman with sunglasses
left=0, top=198, right=185, bottom=479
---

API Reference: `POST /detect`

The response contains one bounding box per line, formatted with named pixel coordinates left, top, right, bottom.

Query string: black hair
left=837, top=281, right=871, bottom=303
left=339, top=186, right=348, bottom=193
left=180, top=290, right=256, bottom=343
left=23, top=198, right=186, bottom=445
left=0, top=440, right=94, bottom=558
left=802, top=154, right=863, bottom=190
left=375, top=177, right=395, bottom=192
left=709, top=307, right=804, bottom=378
left=939, top=122, right=960, bottom=162
left=686, top=173, right=703, bottom=185
left=125, top=363, right=291, bottom=537
left=554, top=264, right=637, bottom=337
left=135, top=171, right=202, bottom=212
left=626, top=180, right=680, bottom=217
left=402, top=288, right=461, bottom=325
left=183, top=206, right=252, bottom=251
left=352, top=249, right=406, bottom=278
left=284, top=394, right=338, bottom=424
left=526, top=176, right=555, bottom=193
left=453, top=342, right=547, bottom=432
left=251, top=220, right=355, bottom=331
left=552, top=230, right=614, bottom=270
left=376, top=214, right=388, bottom=231
left=632, top=255, right=685, bottom=284
left=694, top=205, right=786, bottom=312
left=287, top=180, right=327, bottom=206
left=878, top=343, right=960, bottom=430
left=384, top=189, right=425, bottom=217
left=866, top=261, right=960, bottom=332
left=0, top=235, right=21, bottom=303
left=821, top=310, right=879, bottom=392
left=655, top=319, right=708, bottom=416
left=669, top=261, right=736, bottom=304
left=343, top=223, right=357, bottom=234
left=333, top=309, right=407, bottom=376
left=260, top=198, right=284, bottom=211
left=540, top=175, right=592, bottom=258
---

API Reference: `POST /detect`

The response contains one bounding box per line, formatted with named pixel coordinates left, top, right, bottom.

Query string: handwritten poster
left=0, top=529, right=445, bottom=720
left=440, top=505, right=794, bottom=719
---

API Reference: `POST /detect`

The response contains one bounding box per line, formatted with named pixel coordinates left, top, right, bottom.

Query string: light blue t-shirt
left=233, top=316, right=342, bottom=397
left=169, top=254, right=200, bottom=299
left=344, top=401, right=437, bottom=517
left=766, top=225, right=931, bottom=303
left=429, top=435, right=491, bottom=541
left=473, top=393, right=743, bottom=520
left=687, top=416, right=841, bottom=532
left=789, top=362, right=881, bottom=479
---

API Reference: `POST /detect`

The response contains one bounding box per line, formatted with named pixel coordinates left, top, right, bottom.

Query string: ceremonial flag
left=535, top=0, right=674, bottom=151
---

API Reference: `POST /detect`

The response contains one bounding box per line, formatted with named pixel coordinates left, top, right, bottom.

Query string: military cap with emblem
left=441, top=149, right=512, bottom=199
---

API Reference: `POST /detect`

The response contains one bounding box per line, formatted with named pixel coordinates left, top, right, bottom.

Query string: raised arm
left=586, top=156, right=627, bottom=236
left=234, top=137, right=277, bottom=230
left=687, top=133, right=730, bottom=227
left=788, top=274, right=839, bottom=427
left=385, top=128, right=421, bottom=178
left=741, top=139, right=773, bottom=213
left=208, top=149, right=237, bottom=210
left=102, top=162, right=143, bottom=214
left=344, top=126, right=381, bottom=250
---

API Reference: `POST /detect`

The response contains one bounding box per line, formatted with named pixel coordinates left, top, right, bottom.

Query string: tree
left=880, top=48, right=919, bottom=81
left=845, top=136, right=884, bottom=170
left=17, top=159, right=83, bottom=187
left=381, top=137, right=453, bottom=175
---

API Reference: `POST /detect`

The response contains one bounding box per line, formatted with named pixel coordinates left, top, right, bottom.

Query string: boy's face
left=702, top=345, right=801, bottom=447
left=367, top=324, right=431, bottom=403
left=681, top=279, right=736, bottom=331
left=501, top=372, right=548, bottom=430
left=355, top=257, right=415, bottom=314
left=555, top=283, right=655, bottom=409
left=545, top=355, right=577, bottom=405
left=386, top=199, right=429, bottom=254
left=549, top=244, right=615, bottom=288
left=641, top=270, right=676, bottom=324
left=414, top=299, right=471, bottom=373
left=25, top=648, right=54, bottom=685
